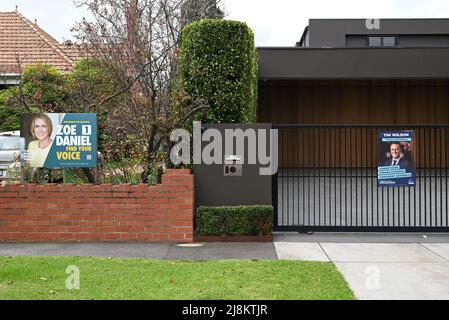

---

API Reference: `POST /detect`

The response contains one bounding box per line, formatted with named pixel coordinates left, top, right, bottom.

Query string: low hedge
left=195, top=205, right=273, bottom=236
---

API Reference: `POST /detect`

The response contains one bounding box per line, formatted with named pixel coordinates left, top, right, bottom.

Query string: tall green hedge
left=180, top=19, right=258, bottom=123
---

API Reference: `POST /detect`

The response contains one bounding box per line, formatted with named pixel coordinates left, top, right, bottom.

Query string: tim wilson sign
left=378, top=131, right=416, bottom=187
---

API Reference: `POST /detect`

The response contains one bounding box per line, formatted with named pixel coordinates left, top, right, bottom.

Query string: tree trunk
left=83, top=168, right=97, bottom=183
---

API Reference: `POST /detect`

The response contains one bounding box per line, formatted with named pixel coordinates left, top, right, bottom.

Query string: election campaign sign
left=20, top=113, right=97, bottom=168
left=378, top=131, right=416, bottom=187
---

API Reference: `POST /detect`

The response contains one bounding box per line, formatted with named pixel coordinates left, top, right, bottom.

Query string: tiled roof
left=0, top=11, right=81, bottom=74
left=58, top=43, right=89, bottom=62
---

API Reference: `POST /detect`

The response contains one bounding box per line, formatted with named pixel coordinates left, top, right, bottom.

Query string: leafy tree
left=3, top=0, right=225, bottom=183
left=21, top=64, right=67, bottom=112
left=181, top=0, right=224, bottom=26
left=1, top=64, right=65, bottom=115
left=0, top=90, right=21, bottom=132
left=2, top=61, right=124, bottom=183
left=72, top=0, right=225, bottom=182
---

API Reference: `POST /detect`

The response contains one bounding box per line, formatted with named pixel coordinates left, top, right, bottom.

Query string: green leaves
left=180, top=19, right=258, bottom=124
left=0, top=90, right=21, bottom=132
left=195, top=205, right=273, bottom=236
left=21, top=64, right=66, bottom=111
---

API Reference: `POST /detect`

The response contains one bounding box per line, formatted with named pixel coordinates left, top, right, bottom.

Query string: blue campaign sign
left=378, top=131, right=416, bottom=187
left=21, top=113, right=97, bottom=168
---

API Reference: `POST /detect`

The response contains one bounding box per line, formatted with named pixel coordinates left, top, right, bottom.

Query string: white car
left=0, top=131, right=21, bottom=180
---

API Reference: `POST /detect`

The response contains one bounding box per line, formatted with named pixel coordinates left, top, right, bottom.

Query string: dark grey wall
left=194, top=124, right=273, bottom=208
left=399, top=35, right=449, bottom=47
left=346, top=34, right=449, bottom=47
left=345, top=35, right=368, bottom=47
left=258, top=47, right=449, bottom=79
left=308, top=19, right=449, bottom=47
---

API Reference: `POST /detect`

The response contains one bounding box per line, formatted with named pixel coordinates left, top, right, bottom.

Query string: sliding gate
left=273, top=124, right=449, bottom=232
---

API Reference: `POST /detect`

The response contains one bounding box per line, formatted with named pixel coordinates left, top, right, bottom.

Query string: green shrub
left=0, top=89, right=21, bottom=132
left=22, top=64, right=66, bottom=108
left=180, top=19, right=258, bottom=124
left=195, top=205, right=272, bottom=236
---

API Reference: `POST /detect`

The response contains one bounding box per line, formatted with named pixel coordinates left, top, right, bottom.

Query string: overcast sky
left=1, top=0, right=449, bottom=46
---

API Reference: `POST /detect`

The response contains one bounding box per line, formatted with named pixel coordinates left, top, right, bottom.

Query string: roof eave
left=0, top=73, right=20, bottom=85
left=258, top=47, right=449, bottom=79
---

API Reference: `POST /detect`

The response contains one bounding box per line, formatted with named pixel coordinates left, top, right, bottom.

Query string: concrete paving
left=272, top=236, right=449, bottom=300
left=274, top=232, right=449, bottom=243
left=335, top=262, right=449, bottom=300
left=0, top=242, right=278, bottom=261
left=421, top=243, right=449, bottom=261
left=274, top=242, right=329, bottom=261
left=320, top=243, right=445, bottom=263
left=165, top=242, right=277, bottom=260
left=0, top=243, right=171, bottom=259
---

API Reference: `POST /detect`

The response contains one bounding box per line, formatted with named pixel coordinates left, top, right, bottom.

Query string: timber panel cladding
left=276, top=127, right=449, bottom=168
left=0, top=169, right=194, bottom=243
left=258, top=80, right=449, bottom=168
left=258, top=80, right=449, bottom=125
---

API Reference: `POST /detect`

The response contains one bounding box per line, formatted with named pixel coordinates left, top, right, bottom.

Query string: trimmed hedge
left=195, top=205, right=273, bottom=236
left=180, top=19, right=258, bottom=124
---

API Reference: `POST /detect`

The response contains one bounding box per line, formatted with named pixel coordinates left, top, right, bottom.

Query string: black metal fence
left=273, top=124, right=449, bottom=232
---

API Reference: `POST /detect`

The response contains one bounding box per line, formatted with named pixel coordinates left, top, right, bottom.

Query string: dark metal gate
left=273, top=124, right=449, bottom=232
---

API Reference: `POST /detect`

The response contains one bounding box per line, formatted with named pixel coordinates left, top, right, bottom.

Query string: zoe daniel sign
left=20, top=113, right=97, bottom=168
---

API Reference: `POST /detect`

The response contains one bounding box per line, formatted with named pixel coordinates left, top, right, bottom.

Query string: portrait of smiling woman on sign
left=27, top=113, right=54, bottom=168
left=21, top=113, right=97, bottom=169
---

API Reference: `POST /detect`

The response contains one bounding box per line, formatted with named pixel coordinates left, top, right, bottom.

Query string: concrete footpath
left=0, top=242, right=278, bottom=260
left=275, top=232, right=449, bottom=300
left=2, top=232, right=449, bottom=300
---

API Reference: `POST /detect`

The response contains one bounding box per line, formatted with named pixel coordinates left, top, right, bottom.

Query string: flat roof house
left=258, top=18, right=449, bottom=125
left=258, top=19, right=449, bottom=232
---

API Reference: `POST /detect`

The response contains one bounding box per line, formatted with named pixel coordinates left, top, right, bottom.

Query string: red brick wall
left=0, top=169, right=194, bottom=243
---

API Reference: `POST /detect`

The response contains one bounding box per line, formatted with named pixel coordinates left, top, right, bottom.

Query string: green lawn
left=0, top=256, right=355, bottom=300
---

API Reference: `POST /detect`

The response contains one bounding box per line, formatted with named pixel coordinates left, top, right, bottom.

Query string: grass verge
left=0, top=256, right=355, bottom=300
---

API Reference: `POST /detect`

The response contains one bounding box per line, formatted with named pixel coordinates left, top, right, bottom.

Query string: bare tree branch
left=72, top=0, right=224, bottom=182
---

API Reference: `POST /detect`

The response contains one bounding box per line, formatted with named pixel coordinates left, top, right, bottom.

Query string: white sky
left=1, top=0, right=449, bottom=46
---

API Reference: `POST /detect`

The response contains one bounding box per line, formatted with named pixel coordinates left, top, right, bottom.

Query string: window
left=383, top=36, right=396, bottom=47
left=0, top=137, right=20, bottom=151
left=368, top=36, right=397, bottom=47
left=368, top=36, right=382, bottom=47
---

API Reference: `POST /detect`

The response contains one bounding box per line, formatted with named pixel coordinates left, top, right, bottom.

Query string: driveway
left=274, top=233, right=449, bottom=300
